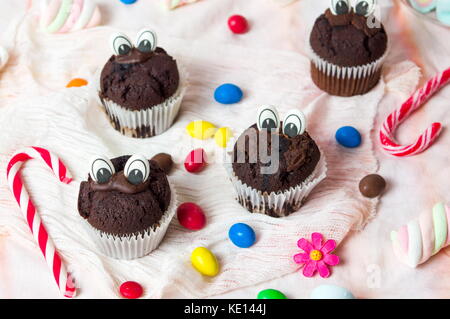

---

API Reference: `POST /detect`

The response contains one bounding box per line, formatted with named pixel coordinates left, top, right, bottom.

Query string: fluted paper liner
left=308, top=44, right=388, bottom=97
left=224, top=135, right=327, bottom=217
left=97, top=66, right=188, bottom=138
left=82, top=181, right=178, bottom=260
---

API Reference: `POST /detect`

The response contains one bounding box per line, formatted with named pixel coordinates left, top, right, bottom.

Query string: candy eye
left=110, top=33, right=133, bottom=56
left=330, top=0, right=351, bottom=15
left=354, top=0, right=376, bottom=17
left=136, top=29, right=157, bottom=53
left=257, top=106, right=280, bottom=132
left=124, top=155, right=150, bottom=185
left=282, top=109, right=307, bottom=138
left=89, top=156, right=115, bottom=184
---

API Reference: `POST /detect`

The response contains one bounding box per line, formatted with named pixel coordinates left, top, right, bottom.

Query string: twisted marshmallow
left=40, top=0, right=101, bottom=33
left=391, top=203, right=450, bottom=267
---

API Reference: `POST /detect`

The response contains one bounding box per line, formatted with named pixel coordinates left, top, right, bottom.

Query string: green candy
left=257, top=289, right=287, bottom=299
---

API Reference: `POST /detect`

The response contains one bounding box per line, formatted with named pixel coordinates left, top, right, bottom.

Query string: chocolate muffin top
left=100, top=47, right=180, bottom=111
left=232, top=123, right=320, bottom=194
left=309, top=8, right=387, bottom=67
left=78, top=155, right=171, bottom=236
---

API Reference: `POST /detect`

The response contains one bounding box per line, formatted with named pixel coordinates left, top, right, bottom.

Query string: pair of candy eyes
left=90, top=155, right=150, bottom=186
left=257, top=107, right=307, bottom=138
left=111, top=29, right=157, bottom=56
left=331, top=0, right=376, bottom=17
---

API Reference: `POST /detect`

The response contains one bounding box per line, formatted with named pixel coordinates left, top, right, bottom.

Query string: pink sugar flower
left=293, top=232, right=340, bottom=278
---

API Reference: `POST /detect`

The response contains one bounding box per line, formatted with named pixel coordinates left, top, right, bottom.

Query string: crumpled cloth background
left=0, top=0, right=449, bottom=298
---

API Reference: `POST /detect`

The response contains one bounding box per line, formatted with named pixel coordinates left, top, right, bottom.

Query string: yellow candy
left=214, top=127, right=233, bottom=148
left=186, top=121, right=217, bottom=140
left=190, top=247, right=219, bottom=277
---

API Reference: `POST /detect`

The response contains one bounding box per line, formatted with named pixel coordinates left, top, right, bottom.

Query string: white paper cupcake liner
left=308, top=44, right=389, bottom=80
left=97, top=66, right=188, bottom=138
left=224, top=139, right=327, bottom=217
left=82, top=181, right=178, bottom=260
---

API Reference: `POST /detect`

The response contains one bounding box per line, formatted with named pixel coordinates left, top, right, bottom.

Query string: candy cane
left=391, top=203, right=450, bottom=268
left=379, top=67, right=450, bottom=157
left=6, top=147, right=76, bottom=298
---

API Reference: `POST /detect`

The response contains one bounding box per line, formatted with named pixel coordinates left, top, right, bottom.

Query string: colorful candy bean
left=214, top=127, right=233, bottom=148
left=335, top=126, right=362, bottom=148
left=214, top=83, right=243, bottom=104
left=257, top=289, right=287, bottom=299
left=184, top=148, right=207, bottom=173
left=191, top=247, right=219, bottom=277
left=177, top=202, right=207, bottom=230
left=186, top=120, right=217, bottom=140
left=119, top=281, right=143, bottom=299
left=228, top=223, right=256, bottom=248
left=66, top=78, right=88, bottom=88
left=228, top=15, right=249, bottom=34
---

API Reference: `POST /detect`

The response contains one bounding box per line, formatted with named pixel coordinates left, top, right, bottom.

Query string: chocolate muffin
left=309, top=0, right=388, bottom=96
left=78, top=154, right=176, bottom=259
left=100, top=47, right=179, bottom=111
left=98, top=29, right=186, bottom=138
left=232, top=125, right=320, bottom=194
left=227, top=106, right=327, bottom=217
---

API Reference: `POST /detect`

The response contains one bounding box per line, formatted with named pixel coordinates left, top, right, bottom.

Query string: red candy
left=177, top=202, right=207, bottom=230
left=119, top=281, right=143, bottom=299
left=184, top=148, right=207, bottom=173
left=228, top=15, right=249, bottom=34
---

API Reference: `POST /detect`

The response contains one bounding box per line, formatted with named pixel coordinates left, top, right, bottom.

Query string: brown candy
left=90, top=171, right=150, bottom=194
left=151, top=153, right=173, bottom=174
left=325, top=8, right=353, bottom=27
left=359, top=174, right=386, bottom=198
left=115, top=48, right=153, bottom=64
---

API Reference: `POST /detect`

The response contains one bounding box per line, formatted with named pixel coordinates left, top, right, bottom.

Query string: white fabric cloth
left=0, top=0, right=449, bottom=299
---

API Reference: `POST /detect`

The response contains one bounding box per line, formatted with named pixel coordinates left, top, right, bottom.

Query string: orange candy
left=66, top=78, right=88, bottom=88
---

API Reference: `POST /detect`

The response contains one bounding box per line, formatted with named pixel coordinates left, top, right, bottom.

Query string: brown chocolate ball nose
left=115, top=48, right=153, bottom=64
left=91, top=171, right=150, bottom=194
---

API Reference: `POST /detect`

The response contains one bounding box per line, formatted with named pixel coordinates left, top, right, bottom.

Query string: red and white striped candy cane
left=379, top=67, right=450, bottom=157
left=6, top=146, right=76, bottom=298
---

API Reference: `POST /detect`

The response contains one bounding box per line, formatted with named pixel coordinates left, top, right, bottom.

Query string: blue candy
left=120, top=0, right=137, bottom=4
left=214, top=83, right=243, bottom=104
left=228, top=223, right=256, bottom=248
left=335, top=126, right=362, bottom=148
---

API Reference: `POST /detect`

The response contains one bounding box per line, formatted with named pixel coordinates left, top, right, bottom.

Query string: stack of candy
left=39, top=0, right=101, bottom=33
